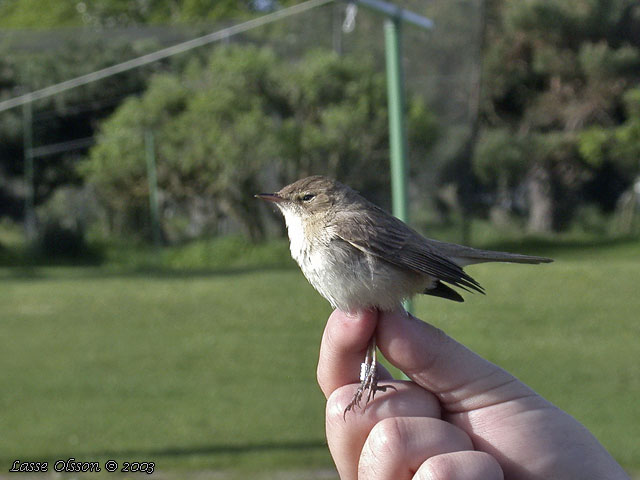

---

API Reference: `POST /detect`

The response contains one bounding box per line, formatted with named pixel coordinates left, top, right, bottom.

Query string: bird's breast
left=300, top=236, right=428, bottom=313
left=281, top=212, right=428, bottom=312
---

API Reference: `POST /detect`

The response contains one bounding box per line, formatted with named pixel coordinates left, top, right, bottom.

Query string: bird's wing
left=332, top=207, right=484, bottom=294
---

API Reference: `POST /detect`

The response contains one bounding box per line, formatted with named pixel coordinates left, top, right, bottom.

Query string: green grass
left=0, top=266, right=332, bottom=475
left=0, top=237, right=639, bottom=477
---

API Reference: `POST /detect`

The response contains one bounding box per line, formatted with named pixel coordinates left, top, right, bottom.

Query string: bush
left=82, top=45, right=438, bottom=243
left=36, top=221, right=89, bottom=260
left=32, top=186, right=104, bottom=262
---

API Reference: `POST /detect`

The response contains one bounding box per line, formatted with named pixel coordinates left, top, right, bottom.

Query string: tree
left=579, top=88, right=640, bottom=178
left=82, top=44, right=438, bottom=242
left=0, top=0, right=305, bottom=28
left=578, top=87, right=640, bottom=231
left=476, top=0, right=640, bottom=232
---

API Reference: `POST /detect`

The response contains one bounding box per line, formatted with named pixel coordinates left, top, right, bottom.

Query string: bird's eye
left=301, top=193, right=315, bottom=202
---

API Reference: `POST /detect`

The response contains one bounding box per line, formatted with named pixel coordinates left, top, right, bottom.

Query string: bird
left=256, top=175, right=553, bottom=414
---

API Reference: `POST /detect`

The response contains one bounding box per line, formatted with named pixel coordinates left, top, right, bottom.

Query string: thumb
left=377, top=310, right=536, bottom=412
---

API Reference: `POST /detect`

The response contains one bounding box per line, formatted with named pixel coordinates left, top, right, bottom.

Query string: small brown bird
left=256, top=176, right=552, bottom=414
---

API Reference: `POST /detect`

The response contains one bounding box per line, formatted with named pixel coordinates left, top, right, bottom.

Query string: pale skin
left=318, top=309, right=630, bottom=480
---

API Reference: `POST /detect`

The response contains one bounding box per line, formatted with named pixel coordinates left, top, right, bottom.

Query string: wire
left=30, top=137, right=95, bottom=158
left=0, top=0, right=334, bottom=114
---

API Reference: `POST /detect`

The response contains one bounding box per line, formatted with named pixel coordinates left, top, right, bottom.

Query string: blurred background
left=0, top=0, right=638, bottom=478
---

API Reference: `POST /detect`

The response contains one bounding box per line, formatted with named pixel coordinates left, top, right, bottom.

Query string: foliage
left=0, top=0, right=303, bottom=28
left=35, top=221, right=90, bottom=259
left=82, top=45, right=438, bottom=241
left=0, top=0, right=79, bottom=28
left=475, top=128, right=528, bottom=185
left=579, top=88, right=640, bottom=174
left=3, top=0, right=640, bottom=243
left=477, top=0, right=640, bottom=232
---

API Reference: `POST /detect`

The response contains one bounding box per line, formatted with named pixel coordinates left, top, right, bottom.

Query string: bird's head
left=256, top=175, right=348, bottom=225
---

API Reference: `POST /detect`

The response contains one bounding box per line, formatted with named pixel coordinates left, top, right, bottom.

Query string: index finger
left=317, top=309, right=392, bottom=398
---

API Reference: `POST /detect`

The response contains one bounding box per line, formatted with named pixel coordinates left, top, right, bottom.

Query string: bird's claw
left=343, top=360, right=396, bottom=419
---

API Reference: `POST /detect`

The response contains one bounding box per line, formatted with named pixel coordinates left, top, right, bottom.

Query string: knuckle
left=419, top=455, right=454, bottom=480
left=366, top=417, right=406, bottom=456
left=358, top=417, right=407, bottom=477
left=417, top=452, right=504, bottom=480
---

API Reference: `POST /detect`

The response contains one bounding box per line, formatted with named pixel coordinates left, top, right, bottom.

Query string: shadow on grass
left=109, top=439, right=327, bottom=458
left=0, top=439, right=328, bottom=465
left=0, top=263, right=298, bottom=281
left=0, top=236, right=296, bottom=278
left=1, top=235, right=637, bottom=280
left=0, top=246, right=104, bottom=269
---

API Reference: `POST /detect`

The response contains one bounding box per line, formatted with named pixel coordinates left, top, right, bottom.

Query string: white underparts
left=281, top=207, right=307, bottom=265
left=279, top=205, right=429, bottom=312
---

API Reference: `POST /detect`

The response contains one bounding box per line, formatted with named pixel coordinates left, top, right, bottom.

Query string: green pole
left=22, top=101, right=36, bottom=242
left=145, top=129, right=161, bottom=247
left=385, top=17, right=409, bottom=223
left=384, top=17, right=412, bottom=313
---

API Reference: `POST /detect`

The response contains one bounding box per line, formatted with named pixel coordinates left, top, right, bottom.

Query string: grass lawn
left=0, top=237, right=638, bottom=477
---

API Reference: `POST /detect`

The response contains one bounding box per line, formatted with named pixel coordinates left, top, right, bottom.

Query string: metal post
left=22, top=101, right=36, bottom=241
left=345, top=0, right=433, bottom=314
left=384, top=17, right=412, bottom=312
left=145, top=129, right=161, bottom=247
left=384, top=17, right=409, bottom=223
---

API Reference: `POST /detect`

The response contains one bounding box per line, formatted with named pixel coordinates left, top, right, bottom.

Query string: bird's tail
left=455, top=249, right=553, bottom=266
left=430, top=240, right=553, bottom=266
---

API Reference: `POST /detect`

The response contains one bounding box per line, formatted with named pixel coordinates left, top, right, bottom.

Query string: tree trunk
left=526, top=164, right=554, bottom=233
left=489, top=174, right=512, bottom=227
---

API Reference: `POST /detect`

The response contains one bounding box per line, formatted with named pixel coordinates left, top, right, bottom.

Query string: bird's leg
left=343, top=335, right=396, bottom=418
left=343, top=335, right=375, bottom=417
left=365, top=342, right=380, bottom=405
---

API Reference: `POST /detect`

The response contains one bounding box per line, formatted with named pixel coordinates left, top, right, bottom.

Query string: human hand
left=317, top=309, right=629, bottom=480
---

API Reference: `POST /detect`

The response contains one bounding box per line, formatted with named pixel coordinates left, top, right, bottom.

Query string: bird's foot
left=343, top=359, right=396, bottom=419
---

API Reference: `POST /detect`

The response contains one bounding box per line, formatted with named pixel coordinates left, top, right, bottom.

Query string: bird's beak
left=255, top=192, right=284, bottom=203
